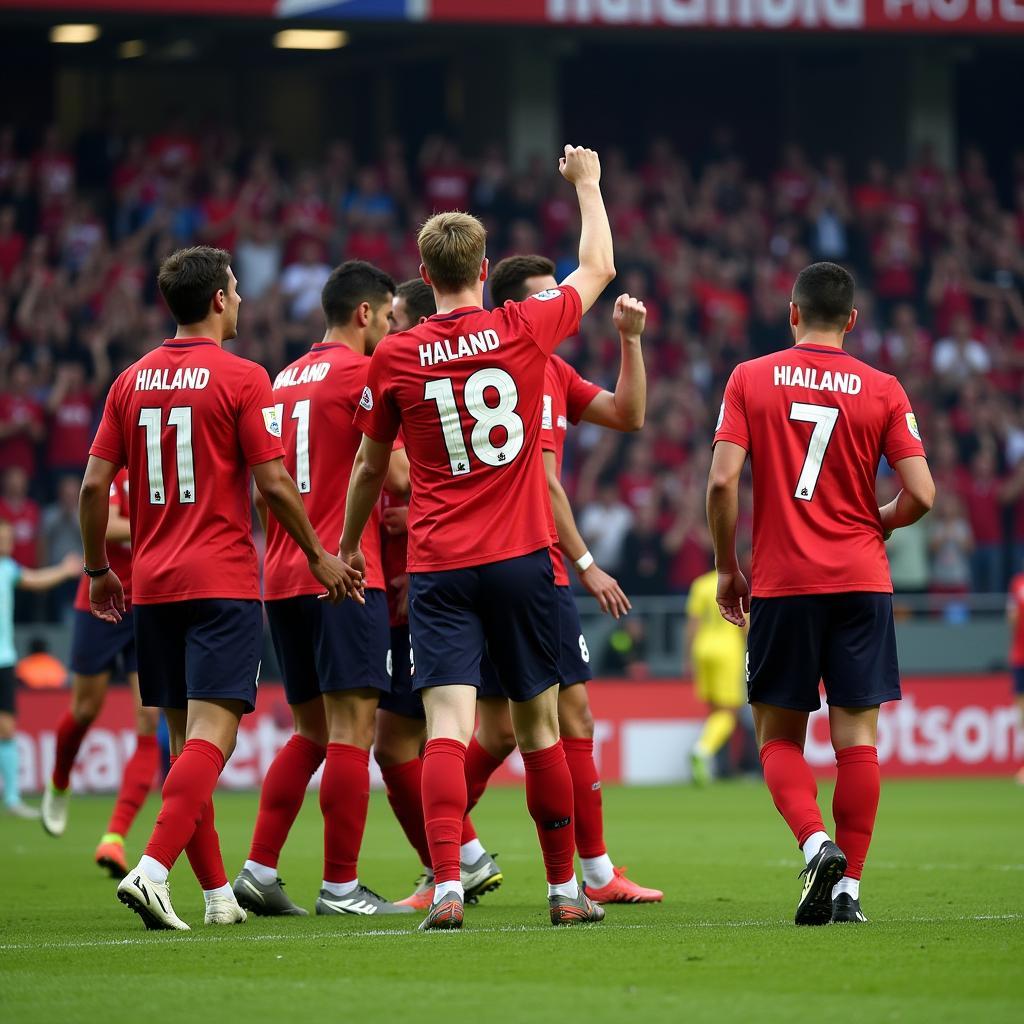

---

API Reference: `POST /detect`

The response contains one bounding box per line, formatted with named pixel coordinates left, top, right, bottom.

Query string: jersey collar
left=793, top=343, right=848, bottom=356
left=162, top=337, right=218, bottom=348
left=428, top=306, right=484, bottom=322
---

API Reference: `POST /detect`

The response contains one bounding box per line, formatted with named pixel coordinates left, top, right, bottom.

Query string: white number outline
left=789, top=402, right=839, bottom=502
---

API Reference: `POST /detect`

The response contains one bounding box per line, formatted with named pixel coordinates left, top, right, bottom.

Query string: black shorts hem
left=413, top=675, right=482, bottom=692
left=558, top=674, right=589, bottom=690
left=826, top=690, right=902, bottom=708
left=508, top=675, right=559, bottom=704
left=748, top=695, right=821, bottom=713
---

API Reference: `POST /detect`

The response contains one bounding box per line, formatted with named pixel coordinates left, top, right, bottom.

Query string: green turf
left=1, top=779, right=1022, bottom=1023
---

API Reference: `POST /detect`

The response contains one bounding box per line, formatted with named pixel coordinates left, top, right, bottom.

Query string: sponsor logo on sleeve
left=262, top=406, right=282, bottom=438
left=906, top=412, right=921, bottom=441
left=532, top=288, right=562, bottom=302
left=542, top=394, right=553, bottom=429
left=360, top=386, right=374, bottom=411
left=716, top=402, right=725, bottom=431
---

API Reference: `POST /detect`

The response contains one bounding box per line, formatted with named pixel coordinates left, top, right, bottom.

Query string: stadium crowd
left=1, top=122, right=1023, bottom=622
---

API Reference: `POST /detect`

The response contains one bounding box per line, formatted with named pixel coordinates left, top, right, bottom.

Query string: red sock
left=421, top=738, right=467, bottom=884
left=461, top=814, right=478, bottom=845
left=522, top=741, right=576, bottom=884
left=249, top=734, right=325, bottom=869
left=320, top=743, right=370, bottom=884
left=106, top=734, right=159, bottom=838
left=143, top=739, right=224, bottom=872
left=185, top=797, right=228, bottom=890
left=833, top=745, right=880, bottom=880
left=52, top=711, right=91, bottom=791
left=380, top=757, right=432, bottom=868
left=562, top=736, right=606, bottom=859
left=760, top=739, right=825, bottom=848
left=464, top=735, right=505, bottom=814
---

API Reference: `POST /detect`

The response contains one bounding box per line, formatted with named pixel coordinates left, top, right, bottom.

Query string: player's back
left=715, top=343, right=924, bottom=597
left=263, top=343, right=383, bottom=599
left=91, top=338, right=284, bottom=604
left=357, top=287, right=581, bottom=572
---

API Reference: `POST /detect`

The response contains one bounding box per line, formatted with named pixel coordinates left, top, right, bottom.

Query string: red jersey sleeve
left=565, top=366, right=602, bottom=425
left=516, top=285, right=583, bottom=357
left=89, top=378, right=127, bottom=466
left=237, top=366, right=286, bottom=467
left=883, top=379, right=926, bottom=467
left=713, top=366, right=750, bottom=451
left=353, top=345, right=400, bottom=444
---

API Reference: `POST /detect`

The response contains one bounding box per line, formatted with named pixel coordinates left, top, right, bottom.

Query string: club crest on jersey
left=360, top=386, right=373, bottom=411
left=906, top=412, right=921, bottom=440
left=532, top=289, right=562, bottom=302
left=262, top=406, right=282, bottom=438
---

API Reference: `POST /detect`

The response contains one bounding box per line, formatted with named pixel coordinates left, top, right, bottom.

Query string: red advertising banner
left=7, top=675, right=1020, bottom=797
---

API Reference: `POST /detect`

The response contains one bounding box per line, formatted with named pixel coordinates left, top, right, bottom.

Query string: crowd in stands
left=1, top=121, right=1023, bottom=627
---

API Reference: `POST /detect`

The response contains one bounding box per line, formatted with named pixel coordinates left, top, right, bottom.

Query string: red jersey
left=540, top=355, right=601, bottom=587
left=89, top=338, right=285, bottom=604
left=714, top=343, right=926, bottom=597
left=380, top=488, right=408, bottom=626
left=74, top=470, right=132, bottom=611
left=47, top=389, right=95, bottom=470
left=355, top=287, right=582, bottom=572
left=1009, top=574, right=1024, bottom=667
left=263, top=343, right=383, bottom=600
left=0, top=496, right=39, bottom=568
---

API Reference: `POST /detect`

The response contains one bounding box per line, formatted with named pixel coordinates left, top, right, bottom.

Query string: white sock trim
left=434, top=880, right=464, bottom=903
left=801, top=831, right=830, bottom=865
left=547, top=876, right=580, bottom=900
left=460, top=839, right=486, bottom=864
left=203, top=883, right=233, bottom=905
left=833, top=876, right=860, bottom=900
left=580, top=854, right=614, bottom=889
left=138, top=855, right=169, bottom=885
left=321, top=878, right=359, bottom=897
left=243, top=859, right=277, bottom=886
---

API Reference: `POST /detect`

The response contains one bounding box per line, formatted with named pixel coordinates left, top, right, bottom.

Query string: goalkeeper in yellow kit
left=685, top=568, right=747, bottom=784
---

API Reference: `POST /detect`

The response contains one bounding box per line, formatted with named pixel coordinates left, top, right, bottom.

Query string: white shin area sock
left=460, top=839, right=486, bottom=864
left=243, top=859, right=277, bottom=886
left=321, top=878, right=359, bottom=897
left=833, top=876, right=860, bottom=900
left=547, top=876, right=580, bottom=900
left=801, top=831, right=831, bottom=865
left=434, top=880, right=464, bottom=903
left=203, top=883, right=234, bottom=905
left=580, top=854, right=615, bottom=889
left=138, top=855, right=169, bottom=885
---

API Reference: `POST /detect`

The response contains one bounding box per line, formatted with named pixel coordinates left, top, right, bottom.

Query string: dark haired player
left=82, top=245, right=360, bottom=931
left=42, top=468, right=163, bottom=880
left=233, top=261, right=413, bottom=917
left=464, top=254, right=662, bottom=904
left=341, top=145, right=616, bottom=930
left=709, top=261, right=935, bottom=925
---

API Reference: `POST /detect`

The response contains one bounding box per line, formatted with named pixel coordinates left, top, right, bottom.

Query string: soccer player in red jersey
left=370, top=279, right=501, bottom=911
left=80, top=246, right=359, bottom=931
left=233, top=261, right=414, bottom=918
left=342, top=146, right=616, bottom=930
left=708, top=261, right=935, bottom=926
left=464, top=254, right=663, bottom=904
left=40, top=469, right=162, bottom=878
left=1007, top=570, right=1024, bottom=785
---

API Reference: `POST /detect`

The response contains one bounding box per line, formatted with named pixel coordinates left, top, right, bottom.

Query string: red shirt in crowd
left=90, top=338, right=284, bottom=604
left=714, top=343, right=926, bottom=597
left=540, top=355, right=601, bottom=586
left=0, top=494, right=39, bottom=567
left=73, top=469, right=132, bottom=611
left=263, top=342, right=384, bottom=600
left=958, top=474, right=1003, bottom=546
left=0, top=393, right=45, bottom=476
left=355, top=287, right=582, bottom=572
left=47, top=389, right=95, bottom=471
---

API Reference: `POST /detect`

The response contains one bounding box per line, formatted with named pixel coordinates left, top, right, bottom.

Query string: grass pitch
left=1, top=778, right=1022, bottom=1023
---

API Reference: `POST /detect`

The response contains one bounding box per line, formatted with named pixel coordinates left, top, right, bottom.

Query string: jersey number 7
left=789, top=402, right=839, bottom=502
left=425, top=367, right=525, bottom=477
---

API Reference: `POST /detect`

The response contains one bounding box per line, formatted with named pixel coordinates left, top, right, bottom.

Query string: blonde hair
left=417, top=212, right=486, bottom=293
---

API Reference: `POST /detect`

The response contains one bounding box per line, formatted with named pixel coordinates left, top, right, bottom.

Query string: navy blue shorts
left=409, top=549, right=559, bottom=703
left=134, top=599, right=264, bottom=713
left=747, top=592, right=901, bottom=712
left=479, top=585, right=591, bottom=697
left=377, top=625, right=424, bottom=720
left=1014, top=667, right=1024, bottom=695
left=266, top=591, right=391, bottom=705
left=69, top=608, right=138, bottom=677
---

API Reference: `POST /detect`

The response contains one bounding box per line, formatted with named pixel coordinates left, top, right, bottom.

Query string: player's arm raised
left=706, top=440, right=749, bottom=627
left=580, top=294, right=646, bottom=431
left=878, top=456, right=936, bottom=537
left=252, top=457, right=363, bottom=605
left=558, top=145, right=616, bottom=314
left=543, top=449, right=630, bottom=619
left=340, top=435, right=394, bottom=576
left=79, top=454, right=126, bottom=624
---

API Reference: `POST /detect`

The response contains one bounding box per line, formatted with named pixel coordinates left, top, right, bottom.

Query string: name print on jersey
left=774, top=365, right=861, bottom=394
left=274, top=362, right=331, bottom=389
left=135, top=367, right=210, bottom=391
left=418, top=329, right=500, bottom=367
